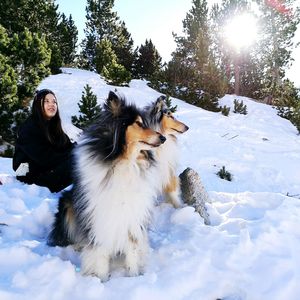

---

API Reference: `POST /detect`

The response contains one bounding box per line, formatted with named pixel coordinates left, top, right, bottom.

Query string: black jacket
left=13, top=116, right=75, bottom=192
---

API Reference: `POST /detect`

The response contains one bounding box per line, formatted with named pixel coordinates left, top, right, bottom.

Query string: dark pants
left=17, top=157, right=73, bottom=193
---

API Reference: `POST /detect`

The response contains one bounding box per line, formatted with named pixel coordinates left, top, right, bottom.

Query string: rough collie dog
left=143, top=96, right=189, bottom=208
left=48, top=91, right=165, bottom=281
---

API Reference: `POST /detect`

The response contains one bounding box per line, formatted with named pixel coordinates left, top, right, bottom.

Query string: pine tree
left=57, top=13, right=78, bottom=66
left=95, top=38, right=131, bottom=85
left=135, top=39, right=162, bottom=80
left=0, top=53, right=18, bottom=143
left=157, top=54, right=194, bottom=94
left=71, top=84, right=102, bottom=129
left=0, top=0, right=76, bottom=74
left=0, top=0, right=53, bottom=34
left=9, top=28, right=51, bottom=101
left=217, top=166, right=232, bottom=181
left=0, top=25, right=50, bottom=143
left=238, top=51, right=264, bottom=98
left=273, top=79, right=300, bottom=132
left=291, top=101, right=300, bottom=134
left=80, top=0, right=135, bottom=77
left=220, top=105, right=230, bottom=116
left=165, top=0, right=227, bottom=111
left=80, top=0, right=119, bottom=70
left=113, top=21, right=136, bottom=73
left=256, top=0, right=300, bottom=100
left=43, top=1, right=63, bottom=74
left=233, top=99, right=248, bottom=115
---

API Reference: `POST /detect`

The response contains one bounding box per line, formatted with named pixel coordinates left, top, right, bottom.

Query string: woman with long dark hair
left=13, top=89, right=75, bottom=192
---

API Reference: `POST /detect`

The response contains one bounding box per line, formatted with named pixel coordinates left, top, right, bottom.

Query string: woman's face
left=43, top=93, right=58, bottom=120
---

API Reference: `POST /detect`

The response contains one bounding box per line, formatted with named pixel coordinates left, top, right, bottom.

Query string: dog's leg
left=47, top=190, right=75, bottom=247
left=137, top=229, right=149, bottom=274
left=125, top=231, right=148, bottom=277
left=164, top=174, right=183, bottom=208
left=81, top=245, right=110, bottom=281
left=125, top=233, right=140, bottom=277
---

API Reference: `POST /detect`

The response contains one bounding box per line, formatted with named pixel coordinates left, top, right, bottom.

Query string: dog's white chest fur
left=77, top=148, right=157, bottom=253
left=156, top=136, right=179, bottom=187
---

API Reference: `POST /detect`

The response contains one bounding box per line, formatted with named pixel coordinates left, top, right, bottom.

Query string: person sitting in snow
left=13, top=89, right=75, bottom=193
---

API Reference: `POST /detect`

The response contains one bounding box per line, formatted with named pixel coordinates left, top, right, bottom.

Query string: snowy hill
left=1, top=68, right=300, bottom=300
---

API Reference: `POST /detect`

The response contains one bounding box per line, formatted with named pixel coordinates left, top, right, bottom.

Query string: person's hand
left=15, top=163, right=29, bottom=176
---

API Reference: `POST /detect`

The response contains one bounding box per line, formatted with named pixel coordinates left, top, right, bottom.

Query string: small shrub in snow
left=220, top=105, right=230, bottom=116
left=71, top=84, right=102, bottom=129
left=233, top=99, right=247, bottom=115
left=217, top=166, right=232, bottom=181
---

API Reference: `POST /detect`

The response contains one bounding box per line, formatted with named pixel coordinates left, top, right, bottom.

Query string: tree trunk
left=234, top=55, right=240, bottom=96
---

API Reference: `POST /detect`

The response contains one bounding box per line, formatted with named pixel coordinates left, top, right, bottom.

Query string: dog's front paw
left=81, top=246, right=110, bottom=281
left=96, top=272, right=111, bottom=282
left=126, top=265, right=143, bottom=277
left=166, top=195, right=183, bottom=209
left=82, top=269, right=110, bottom=282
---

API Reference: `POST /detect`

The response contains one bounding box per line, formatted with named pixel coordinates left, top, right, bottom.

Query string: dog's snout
left=159, top=134, right=166, bottom=143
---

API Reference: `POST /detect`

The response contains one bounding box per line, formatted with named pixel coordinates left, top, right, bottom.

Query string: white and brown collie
left=144, top=96, right=189, bottom=208
left=48, top=91, right=165, bottom=281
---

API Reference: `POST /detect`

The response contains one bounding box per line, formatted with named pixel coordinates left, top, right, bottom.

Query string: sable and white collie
left=143, top=96, right=189, bottom=208
left=48, top=91, right=165, bottom=281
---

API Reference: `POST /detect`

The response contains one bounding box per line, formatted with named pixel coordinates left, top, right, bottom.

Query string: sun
left=224, top=13, right=258, bottom=51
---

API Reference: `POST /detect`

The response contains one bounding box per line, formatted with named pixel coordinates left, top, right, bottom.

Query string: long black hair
left=32, top=89, right=69, bottom=148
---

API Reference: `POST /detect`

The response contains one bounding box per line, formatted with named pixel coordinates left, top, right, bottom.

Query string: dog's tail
left=47, top=190, right=76, bottom=247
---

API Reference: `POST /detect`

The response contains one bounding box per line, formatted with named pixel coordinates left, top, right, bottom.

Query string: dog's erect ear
left=106, top=91, right=122, bottom=117
left=152, top=95, right=166, bottom=115
left=156, top=95, right=166, bottom=102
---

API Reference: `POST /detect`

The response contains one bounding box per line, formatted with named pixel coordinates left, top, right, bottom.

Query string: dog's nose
left=159, top=135, right=166, bottom=144
left=185, top=125, right=189, bottom=131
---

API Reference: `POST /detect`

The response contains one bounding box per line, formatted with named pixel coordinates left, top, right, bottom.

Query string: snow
left=1, top=67, right=300, bottom=300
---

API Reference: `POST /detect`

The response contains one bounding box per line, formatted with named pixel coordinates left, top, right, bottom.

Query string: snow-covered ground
left=1, top=68, right=300, bottom=300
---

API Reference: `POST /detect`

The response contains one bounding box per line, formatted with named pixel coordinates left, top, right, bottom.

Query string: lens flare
left=224, top=13, right=258, bottom=51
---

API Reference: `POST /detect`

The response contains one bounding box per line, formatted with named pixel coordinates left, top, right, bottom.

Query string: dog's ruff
left=144, top=96, right=189, bottom=208
left=48, top=91, right=165, bottom=281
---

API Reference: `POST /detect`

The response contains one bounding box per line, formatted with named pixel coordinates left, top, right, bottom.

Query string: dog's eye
left=165, top=111, right=174, bottom=119
left=135, top=121, right=144, bottom=128
left=164, top=111, right=173, bottom=118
